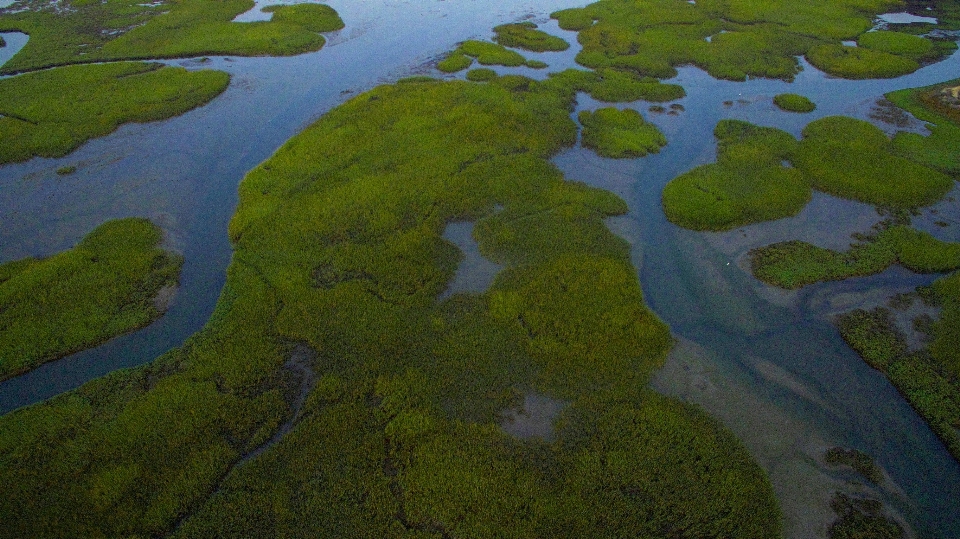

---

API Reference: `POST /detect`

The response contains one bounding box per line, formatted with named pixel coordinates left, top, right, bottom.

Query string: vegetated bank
left=0, top=0, right=344, bottom=74
left=0, top=218, right=182, bottom=382
left=745, top=82, right=960, bottom=462
left=0, top=62, right=229, bottom=165
left=0, top=73, right=781, bottom=538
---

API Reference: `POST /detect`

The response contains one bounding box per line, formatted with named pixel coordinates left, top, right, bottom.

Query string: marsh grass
left=828, top=493, right=905, bottom=539
left=662, top=119, right=810, bottom=231
left=792, top=116, right=953, bottom=209
left=578, top=107, right=666, bottom=158
left=0, top=0, right=343, bottom=74
left=0, top=62, right=229, bottom=164
left=824, top=447, right=883, bottom=484
left=774, top=93, right=816, bottom=113
left=806, top=44, right=919, bottom=79
left=886, top=80, right=960, bottom=176
left=749, top=225, right=960, bottom=289
left=0, top=76, right=781, bottom=538
left=493, top=21, right=569, bottom=52
left=0, top=218, right=182, bottom=382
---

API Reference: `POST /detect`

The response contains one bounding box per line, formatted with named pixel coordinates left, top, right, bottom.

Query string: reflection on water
left=0, top=31, right=27, bottom=70
left=0, top=0, right=958, bottom=535
left=876, top=12, right=938, bottom=25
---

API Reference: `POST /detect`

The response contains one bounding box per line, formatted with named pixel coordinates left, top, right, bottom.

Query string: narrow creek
left=0, top=1, right=958, bottom=536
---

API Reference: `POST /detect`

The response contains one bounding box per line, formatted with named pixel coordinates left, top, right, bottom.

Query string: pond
left=0, top=0, right=958, bottom=536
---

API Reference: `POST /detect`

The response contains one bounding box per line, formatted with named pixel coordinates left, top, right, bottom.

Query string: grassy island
left=0, top=0, right=343, bottom=74
left=0, top=75, right=781, bottom=538
left=578, top=107, right=666, bottom=158
left=0, top=218, right=182, bottom=382
left=494, top=21, right=569, bottom=52
left=0, top=62, right=229, bottom=164
left=774, top=93, right=816, bottom=113
left=662, top=119, right=809, bottom=231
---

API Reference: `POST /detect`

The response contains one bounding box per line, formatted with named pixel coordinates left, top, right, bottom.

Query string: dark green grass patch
left=828, top=493, right=905, bottom=539
left=578, top=107, right=666, bottom=158
left=824, top=447, right=883, bottom=484
left=774, top=93, right=816, bottom=113
left=0, top=62, right=229, bottom=164
left=662, top=119, right=810, bottom=231
left=806, top=44, right=919, bottom=79
left=0, top=0, right=343, bottom=73
left=750, top=225, right=960, bottom=289
left=466, top=67, right=497, bottom=82
left=792, top=116, right=952, bottom=209
left=493, top=21, right=569, bottom=52
left=0, top=218, right=182, bottom=382
left=0, top=75, right=780, bottom=537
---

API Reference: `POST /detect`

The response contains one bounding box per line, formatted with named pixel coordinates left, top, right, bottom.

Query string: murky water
left=0, top=1, right=959, bottom=536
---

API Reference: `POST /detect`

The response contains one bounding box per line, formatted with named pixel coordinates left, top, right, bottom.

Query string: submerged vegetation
left=0, top=76, right=780, bottom=537
left=774, top=93, right=815, bottom=113
left=0, top=218, right=182, bottom=382
left=0, top=0, right=344, bottom=74
left=828, top=493, right=905, bottom=539
left=824, top=447, right=883, bottom=484
left=0, top=62, right=229, bottom=164
left=578, top=107, right=666, bottom=158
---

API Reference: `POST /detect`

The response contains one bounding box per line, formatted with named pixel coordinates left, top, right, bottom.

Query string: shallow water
left=1, top=1, right=959, bottom=536
left=439, top=221, right=503, bottom=299
left=0, top=31, right=27, bottom=69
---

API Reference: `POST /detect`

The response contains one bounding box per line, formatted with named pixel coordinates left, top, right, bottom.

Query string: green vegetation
left=0, top=0, right=344, bottom=74
left=886, top=80, right=960, bottom=176
left=662, top=119, right=809, bottom=231
left=828, top=493, right=904, bottom=539
left=438, top=52, right=473, bottom=73
left=466, top=68, right=497, bottom=82
left=750, top=225, right=960, bottom=289
left=460, top=39, right=528, bottom=66
left=774, top=93, right=816, bottom=113
left=824, top=447, right=883, bottom=484
left=589, top=68, right=686, bottom=102
left=0, top=76, right=780, bottom=538
left=836, top=304, right=960, bottom=462
left=551, top=0, right=922, bottom=82
left=0, top=62, right=229, bottom=164
left=806, top=44, right=919, bottom=79
left=858, top=30, right=934, bottom=59
left=493, top=21, right=569, bottom=52
left=0, top=218, right=182, bottom=382
left=792, top=116, right=953, bottom=209
left=55, top=165, right=77, bottom=176
left=578, top=107, right=666, bottom=158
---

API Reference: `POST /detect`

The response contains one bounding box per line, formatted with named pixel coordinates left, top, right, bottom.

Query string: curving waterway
left=0, top=1, right=958, bottom=537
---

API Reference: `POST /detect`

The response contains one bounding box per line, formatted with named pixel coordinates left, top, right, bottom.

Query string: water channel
left=0, top=1, right=958, bottom=537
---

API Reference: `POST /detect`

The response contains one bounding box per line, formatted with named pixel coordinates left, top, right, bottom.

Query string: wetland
left=1, top=0, right=960, bottom=537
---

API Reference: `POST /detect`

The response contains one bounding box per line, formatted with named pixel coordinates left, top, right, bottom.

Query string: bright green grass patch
left=836, top=303, right=960, bottom=461
left=858, top=30, right=935, bottom=59
left=749, top=225, right=960, bottom=289
left=589, top=68, right=686, bottom=102
left=0, top=76, right=780, bottom=537
left=886, top=79, right=960, bottom=176
left=493, top=21, right=569, bottom=52
left=806, top=44, right=919, bottom=79
left=460, top=39, right=528, bottom=66
left=662, top=119, right=810, bottom=231
left=466, top=67, right=497, bottom=81
left=0, top=218, right=182, bottom=382
left=0, top=62, right=229, bottom=164
left=792, top=116, right=953, bottom=209
left=578, top=107, right=666, bottom=158
left=0, top=0, right=343, bottom=74
left=437, top=52, right=473, bottom=73
left=774, top=93, right=816, bottom=113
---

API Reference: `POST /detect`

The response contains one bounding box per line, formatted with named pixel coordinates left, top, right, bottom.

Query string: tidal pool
left=1, top=0, right=959, bottom=537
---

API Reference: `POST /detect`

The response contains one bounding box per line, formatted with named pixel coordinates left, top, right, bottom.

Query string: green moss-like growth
left=824, top=447, right=883, bottom=484
left=0, top=218, right=182, bottom=382
left=806, top=44, right=919, bottom=79
left=578, top=107, right=666, bottom=158
left=792, top=116, right=952, bottom=209
left=493, top=21, right=569, bottom=52
left=750, top=225, right=960, bottom=289
left=0, top=76, right=780, bottom=537
left=465, top=67, right=497, bottom=82
left=460, top=39, right=528, bottom=66
left=589, top=68, right=686, bottom=102
left=0, top=62, right=229, bottom=164
left=774, top=93, right=816, bottom=113
left=886, top=80, right=960, bottom=176
left=828, top=493, right=905, bottom=539
left=857, top=30, right=934, bottom=59
left=525, top=59, right=548, bottom=69
left=662, top=119, right=809, bottom=231
left=0, top=0, right=343, bottom=74
left=836, top=304, right=960, bottom=462
left=55, top=165, right=76, bottom=176
left=437, top=52, right=473, bottom=73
